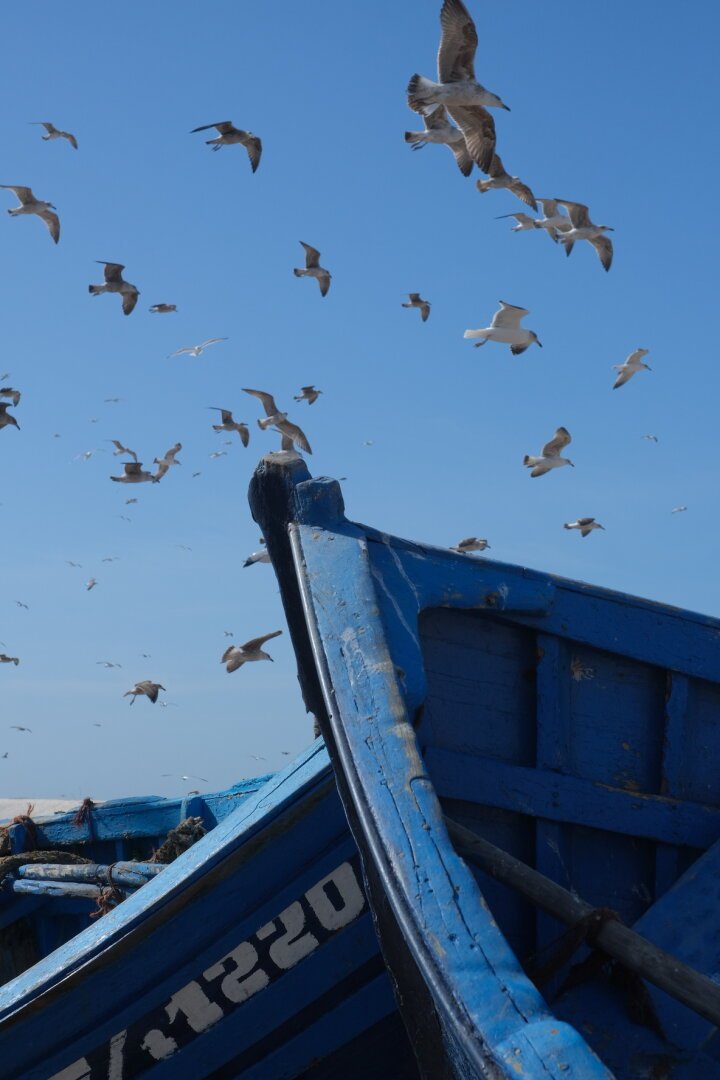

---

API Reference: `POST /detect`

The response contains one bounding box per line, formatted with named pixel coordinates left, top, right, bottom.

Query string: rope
left=73, top=798, right=96, bottom=827
left=150, top=816, right=206, bottom=863
left=0, top=850, right=92, bottom=885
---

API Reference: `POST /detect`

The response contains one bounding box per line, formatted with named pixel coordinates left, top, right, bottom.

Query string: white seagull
left=524, top=427, right=574, bottom=477
left=404, top=104, right=473, bottom=176
left=154, top=443, right=182, bottom=480
left=243, top=388, right=312, bottom=454
left=107, top=439, right=138, bottom=461
left=464, top=301, right=542, bottom=354
left=476, top=155, right=536, bottom=210
left=612, top=349, right=651, bottom=389
left=555, top=200, right=614, bottom=271
left=111, top=462, right=157, bottom=484
left=0, top=185, right=60, bottom=243
left=86, top=578, right=98, bottom=591
left=641, top=434, right=659, bottom=443
left=221, top=631, right=283, bottom=673
left=402, top=294, right=431, bottom=321
left=89, top=262, right=139, bottom=315
left=450, top=537, right=490, bottom=553
left=534, top=199, right=572, bottom=243
left=496, top=212, right=538, bottom=233
left=564, top=518, right=604, bottom=538
left=293, top=242, right=331, bottom=297
left=190, top=122, right=262, bottom=172
left=209, top=408, right=249, bottom=445
left=168, top=338, right=227, bottom=358
left=31, top=122, right=78, bottom=149
left=244, top=543, right=271, bottom=567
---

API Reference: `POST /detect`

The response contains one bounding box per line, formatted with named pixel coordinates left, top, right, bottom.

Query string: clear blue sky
left=1, top=2, right=718, bottom=800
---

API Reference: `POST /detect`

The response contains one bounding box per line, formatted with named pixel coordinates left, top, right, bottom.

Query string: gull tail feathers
left=463, top=330, right=485, bottom=339
left=407, top=74, right=437, bottom=112
left=88, top=285, right=103, bottom=296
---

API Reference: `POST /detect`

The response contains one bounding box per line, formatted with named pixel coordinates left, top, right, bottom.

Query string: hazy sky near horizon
left=0, top=1, right=718, bottom=801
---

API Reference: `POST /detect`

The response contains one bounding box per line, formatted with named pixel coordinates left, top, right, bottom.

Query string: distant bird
left=15, top=601, right=29, bottom=610
left=0, top=404, right=20, bottom=431
left=125, top=498, right=138, bottom=505
left=209, top=408, right=249, bottom=445
left=107, top=439, right=138, bottom=461
left=111, top=462, right=157, bottom=484
left=671, top=506, right=688, bottom=514
left=154, top=443, right=182, bottom=479
left=555, top=200, right=614, bottom=271
left=124, top=680, right=165, bottom=705
left=450, top=537, right=490, bottom=554
left=293, top=243, right=331, bottom=297
left=524, top=427, right=574, bottom=477
left=0, top=185, right=60, bottom=243
left=89, top=262, right=139, bottom=315
left=564, top=518, right=604, bottom=538
left=464, top=301, right=542, bottom=354
left=496, top=212, right=538, bottom=233
left=293, top=386, right=323, bottom=405
left=101, top=556, right=120, bottom=562
left=243, top=388, right=312, bottom=454
left=31, top=121, right=77, bottom=149
left=534, top=199, right=571, bottom=243
left=209, top=451, right=227, bottom=459
left=402, top=293, right=431, bottom=322
left=86, top=578, right=97, bottom=591
left=191, top=121, right=262, bottom=172
left=168, top=338, right=227, bottom=359
left=641, top=434, right=659, bottom=443
left=221, top=630, right=283, bottom=673
left=476, top=155, right=536, bottom=210
left=10, top=725, right=31, bottom=732
left=223, top=630, right=233, bottom=637
left=162, top=773, right=208, bottom=782
left=244, top=545, right=271, bottom=567
left=96, top=660, right=121, bottom=668
left=404, top=104, right=473, bottom=176
left=612, top=349, right=651, bottom=389
left=149, top=303, right=177, bottom=314
left=74, top=448, right=104, bottom=461
left=176, top=544, right=192, bottom=552
left=66, top=560, right=82, bottom=568
left=0, top=387, right=21, bottom=406
left=0, top=655, right=19, bottom=666
left=1, top=752, right=8, bottom=759
left=119, top=515, right=132, bottom=522
left=158, top=702, right=179, bottom=708
left=104, top=397, right=122, bottom=404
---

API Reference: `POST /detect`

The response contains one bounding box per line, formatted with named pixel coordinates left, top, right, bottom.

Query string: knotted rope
left=150, top=816, right=206, bottom=863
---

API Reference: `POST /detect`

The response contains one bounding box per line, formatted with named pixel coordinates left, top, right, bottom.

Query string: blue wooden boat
left=0, top=746, right=419, bottom=1078
left=250, top=452, right=720, bottom=1080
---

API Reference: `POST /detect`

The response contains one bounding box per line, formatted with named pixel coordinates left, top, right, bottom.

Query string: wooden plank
left=655, top=673, right=690, bottom=894
left=427, top=745, right=720, bottom=848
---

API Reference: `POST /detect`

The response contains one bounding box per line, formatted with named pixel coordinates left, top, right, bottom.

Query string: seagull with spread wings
left=476, top=155, right=536, bottom=210
left=107, top=440, right=138, bottom=461
left=0, top=388, right=21, bottom=406
left=168, top=338, right=227, bottom=358
left=293, top=243, right=331, bottom=297
left=612, top=349, right=651, bottom=389
left=293, top=386, right=323, bottom=405
left=555, top=200, right=614, bottom=271
left=124, top=681, right=165, bottom=705
left=88, top=262, right=139, bottom=315
left=524, top=427, right=574, bottom=477
left=404, top=104, right=473, bottom=176
left=221, top=631, right=282, bottom=673
left=0, top=655, right=19, bottom=666
left=110, top=462, right=157, bottom=484
left=0, top=185, right=60, bottom=244
left=464, top=301, right=542, bottom=354
left=149, top=303, right=177, bottom=314
left=402, top=294, right=431, bottom=322
left=153, top=443, right=182, bottom=480
left=0, top=404, right=19, bottom=432
left=564, top=518, right=605, bottom=538
left=243, top=389, right=312, bottom=454
left=496, top=212, right=538, bottom=234
left=31, top=121, right=78, bottom=149
left=407, top=0, right=510, bottom=173
left=209, top=408, right=249, bottom=445
left=191, top=121, right=262, bottom=172
left=450, top=537, right=490, bottom=554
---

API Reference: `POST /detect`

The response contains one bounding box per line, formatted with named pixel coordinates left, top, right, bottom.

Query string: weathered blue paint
left=250, top=455, right=720, bottom=1080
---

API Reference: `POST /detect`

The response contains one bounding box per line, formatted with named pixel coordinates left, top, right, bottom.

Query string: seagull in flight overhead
left=496, top=212, right=538, bottom=234
left=89, top=262, right=140, bottom=315
left=293, top=243, right=331, bottom=297
left=0, top=387, right=21, bottom=406
left=464, top=301, right=542, bottom=354
left=524, top=427, right=574, bottom=477
left=404, top=104, right=473, bottom=176
left=149, top=303, right=177, bottom=313
left=564, top=518, right=605, bottom=538
left=641, top=434, right=659, bottom=443
left=407, top=0, right=510, bottom=173
left=221, top=630, right=283, bottom=673
left=168, top=338, right=227, bottom=358
left=191, top=121, right=262, bottom=172
left=450, top=537, right=490, bottom=553
left=209, top=408, right=249, bottom=445
left=0, top=185, right=60, bottom=243
left=10, top=725, right=31, bottom=732
left=0, top=655, right=19, bottom=666
left=31, top=121, right=78, bottom=149
left=111, top=462, right=157, bottom=484
left=154, top=443, right=182, bottom=479
left=293, top=386, right=323, bottom=405
left=107, top=440, right=138, bottom=461
left=534, top=199, right=572, bottom=243
left=124, top=680, right=165, bottom=705
left=612, top=349, right=651, bottom=389
left=244, top=541, right=271, bottom=567
left=0, top=404, right=19, bottom=431
left=555, top=200, right=614, bottom=271
left=402, top=294, right=431, bottom=322
left=476, top=155, right=537, bottom=210
left=243, top=389, right=312, bottom=454
left=86, top=577, right=98, bottom=591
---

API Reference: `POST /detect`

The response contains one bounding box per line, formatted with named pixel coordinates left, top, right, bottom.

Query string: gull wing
left=300, top=386, right=316, bottom=394
left=316, top=271, right=331, bottom=297
left=486, top=154, right=507, bottom=180
left=240, top=630, right=283, bottom=652
left=490, top=301, right=529, bottom=329
left=542, top=427, right=572, bottom=458
left=39, top=209, right=60, bottom=243
left=438, top=0, right=478, bottom=82
left=497, top=212, right=535, bottom=225
left=407, top=293, right=421, bottom=303
left=556, top=200, right=591, bottom=228
left=61, top=130, right=78, bottom=149
left=124, top=462, right=144, bottom=475
left=32, top=122, right=56, bottom=134
left=243, top=388, right=279, bottom=416
left=420, top=302, right=431, bottom=322
left=612, top=366, right=632, bottom=389
left=508, top=178, right=537, bottom=211
left=122, top=287, right=139, bottom=315
left=276, top=419, right=312, bottom=454
left=164, top=442, right=182, bottom=461
left=537, top=198, right=560, bottom=217
left=300, top=241, right=322, bottom=268
left=236, top=424, right=249, bottom=447
left=199, top=338, right=227, bottom=349
left=590, top=235, right=613, bottom=272
left=576, top=518, right=596, bottom=527
left=446, top=105, right=495, bottom=173
left=191, top=121, right=234, bottom=134
left=0, top=185, right=34, bottom=204
left=424, top=104, right=450, bottom=130
left=244, top=135, right=262, bottom=173
left=98, top=262, right=125, bottom=283
left=450, top=138, right=473, bottom=176
left=280, top=433, right=295, bottom=451
left=168, top=346, right=193, bottom=358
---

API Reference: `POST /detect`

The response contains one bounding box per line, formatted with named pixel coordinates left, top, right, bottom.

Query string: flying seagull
left=404, top=104, right=473, bottom=176
left=293, top=243, right=331, bottom=297
left=66, top=561, right=82, bottom=568
left=149, top=303, right=177, bottom=314
left=15, top=601, right=29, bottom=610
left=0, top=404, right=19, bottom=431
left=407, top=0, right=510, bottom=173
left=555, top=200, right=614, bottom=271
left=293, top=386, right=323, bottom=405
left=496, top=212, right=538, bottom=233
left=10, top=725, right=31, bottom=732
left=671, top=506, right=688, bottom=514
left=464, top=301, right=542, bottom=354
left=31, top=121, right=77, bottom=149
left=0, top=387, right=21, bottom=406
left=89, top=262, right=139, bottom=315
left=0, top=655, right=19, bottom=666
left=534, top=199, right=572, bottom=243
left=168, top=338, right=227, bottom=358
left=476, top=154, right=537, bottom=210
left=86, top=578, right=98, bottom=591
left=612, top=348, right=651, bottom=389
left=244, top=544, right=271, bottom=567
left=191, top=121, right=262, bottom=172
left=402, top=293, right=431, bottom=321
left=243, top=388, right=312, bottom=454
left=107, top=439, right=138, bottom=461
left=221, top=630, right=283, bottom=673
left=450, top=537, right=490, bottom=554
left=154, top=443, right=182, bottom=480
left=209, top=408, right=249, bottom=445
left=111, top=462, right=157, bottom=484
left=564, top=518, right=604, bottom=538
left=124, top=680, right=165, bottom=705
left=0, top=185, right=60, bottom=243
left=641, top=434, right=659, bottom=443
left=524, top=427, right=574, bottom=477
